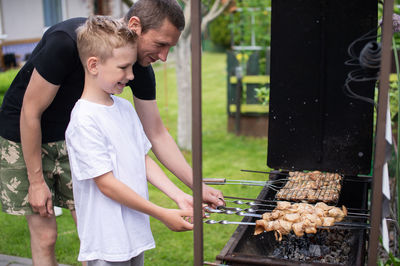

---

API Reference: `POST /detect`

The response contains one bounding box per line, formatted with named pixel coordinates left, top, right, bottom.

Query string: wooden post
left=191, top=0, right=203, bottom=265
left=368, top=0, right=393, bottom=264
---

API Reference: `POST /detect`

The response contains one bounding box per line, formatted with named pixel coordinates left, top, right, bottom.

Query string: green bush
left=209, top=13, right=231, bottom=49
left=0, top=69, right=18, bottom=103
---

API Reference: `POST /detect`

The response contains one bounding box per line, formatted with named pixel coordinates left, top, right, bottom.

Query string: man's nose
left=158, top=47, right=170, bottom=62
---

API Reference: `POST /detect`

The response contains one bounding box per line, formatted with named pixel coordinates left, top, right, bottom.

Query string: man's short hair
left=76, top=15, right=138, bottom=65
left=124, top=0, right=185, bottom=33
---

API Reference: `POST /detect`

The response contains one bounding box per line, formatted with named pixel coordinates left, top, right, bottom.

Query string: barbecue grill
left=214, top=173, right=370, bottom=265
left=190, top=0, right=394, bottom=265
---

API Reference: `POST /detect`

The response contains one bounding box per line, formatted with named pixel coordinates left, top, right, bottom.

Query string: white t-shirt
left=65, top=95, right=155, bottom=262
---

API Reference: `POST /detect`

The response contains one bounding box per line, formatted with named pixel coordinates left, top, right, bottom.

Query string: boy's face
left=136, top=19, right=181, bottom=66
left=97, top=44, right=137, bottom=95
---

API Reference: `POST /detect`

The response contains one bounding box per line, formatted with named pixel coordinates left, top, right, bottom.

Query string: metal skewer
left=224, top=195, right=278, bottom=204
left=240, top=169, right=283, bottom=175
left=208, top=206, right=368, bottom=220
left=240, top=169, right=372, bottom=183
left=203, top=178, right=285, bottom=188
left=219, top=202, right=369, bottom=218
left=204, top=219, right=256, bottom=225
left=222, top=200, right=276, bottom=208
left=223, top=195, right=370, bottom=213
left=204, top=219, right=371, bottom=229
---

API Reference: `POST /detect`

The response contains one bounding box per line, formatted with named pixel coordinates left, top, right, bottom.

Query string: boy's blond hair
left=76, top=15, right=137, bottom=67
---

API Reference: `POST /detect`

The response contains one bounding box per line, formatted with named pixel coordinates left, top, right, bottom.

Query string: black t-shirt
left=0, top=17, right=156, bottom=143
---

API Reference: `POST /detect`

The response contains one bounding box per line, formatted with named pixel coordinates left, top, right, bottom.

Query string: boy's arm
left=134, top=97, right=225, bottom=208
left=94, top=171, right=193, bottom=232
left=20, top=69, right=60, bottom=217
left=145, top=155, right=193, bottom=210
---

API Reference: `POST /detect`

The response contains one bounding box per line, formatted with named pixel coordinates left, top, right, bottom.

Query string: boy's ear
left=127, top=16, right=142, bottom=35
left=87, top=57, right=99, bottom=74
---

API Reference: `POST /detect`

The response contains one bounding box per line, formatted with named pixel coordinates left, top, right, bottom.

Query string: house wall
left=110, top=0, right=130, bottom=19
left=1, top=0, right=130, bottom=41
left=62, top=0, right=91, bottom=20
left=0, top=0, right=4, bottom=35
left=2, top=0, right=44, bottom=41
left=0, top=0, right=130, bottom=68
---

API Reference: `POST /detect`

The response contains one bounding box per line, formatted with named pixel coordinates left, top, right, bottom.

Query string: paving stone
left=0, top=254, right=71, bottom=266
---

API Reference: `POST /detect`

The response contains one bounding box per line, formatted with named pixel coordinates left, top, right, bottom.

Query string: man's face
left=136, top=19, right=181, bottom=66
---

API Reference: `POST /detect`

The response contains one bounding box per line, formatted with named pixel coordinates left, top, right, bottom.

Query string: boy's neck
left=81, top=86, right=114, bottom=106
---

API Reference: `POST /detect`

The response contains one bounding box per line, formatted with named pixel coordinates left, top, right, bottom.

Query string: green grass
left=0, top=52, right=270, bottom=265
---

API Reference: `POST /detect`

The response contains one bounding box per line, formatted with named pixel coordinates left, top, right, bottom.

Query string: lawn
left=0, top=52, right=270, bottom=265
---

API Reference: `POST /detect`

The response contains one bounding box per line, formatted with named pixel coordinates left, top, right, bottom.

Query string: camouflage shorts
left=0, top=136, right=75, bottom=215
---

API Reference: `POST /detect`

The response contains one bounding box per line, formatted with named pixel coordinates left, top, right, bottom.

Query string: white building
left=0, top=0, right=130, bottom=68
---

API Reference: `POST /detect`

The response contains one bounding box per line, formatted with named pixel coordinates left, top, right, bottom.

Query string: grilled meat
left=276, top=171, right=342, bottom=203
left=254, top=201, right=347, bottom=241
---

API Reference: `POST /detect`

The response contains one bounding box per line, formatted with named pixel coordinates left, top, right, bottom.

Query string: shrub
left=209, top=13, right=231, bottom=49
left=0, top=69, right=18, bottom=103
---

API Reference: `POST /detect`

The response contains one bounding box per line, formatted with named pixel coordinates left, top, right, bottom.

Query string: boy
left=66, top=16, right=193, bottom=265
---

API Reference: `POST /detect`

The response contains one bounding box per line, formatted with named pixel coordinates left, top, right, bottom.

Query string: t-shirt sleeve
left=142, top=127, right=152, bottom=154
left=66, top=121, right=113, bottom=180
left=128, top=64, right=156, bottom=100
left=32, top=31, right=80, bottom=85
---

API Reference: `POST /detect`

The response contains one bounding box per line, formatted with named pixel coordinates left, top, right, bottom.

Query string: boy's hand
left=175, top=192, right=193, bottom=210
left=175, top=193, right=210, bottom=218
left=159, top=209, right=194, bottom=232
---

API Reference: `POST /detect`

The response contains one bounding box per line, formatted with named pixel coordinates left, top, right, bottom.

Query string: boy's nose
left=127, top=68, right=134, bottom=80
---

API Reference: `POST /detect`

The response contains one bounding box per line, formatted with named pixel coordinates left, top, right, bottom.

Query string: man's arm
left=94, top=171, right=193, bottom=232
left=20, top=68, right=59, bottom=217
left=133, top=96, right=224, bottom=208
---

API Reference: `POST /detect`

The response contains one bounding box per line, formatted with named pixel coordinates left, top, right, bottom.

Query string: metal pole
left=368, top=0, right=393, bottom=264
left=191, top=0, right=203, bottom=265
left=234, top=74, right=242, bottom=135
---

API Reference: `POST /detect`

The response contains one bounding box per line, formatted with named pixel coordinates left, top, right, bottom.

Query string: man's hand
left=202, top=184, right=225, bottom=209
left=28, top=180, right=53, bottom=217
left=20, top=69, right=58, bottom=218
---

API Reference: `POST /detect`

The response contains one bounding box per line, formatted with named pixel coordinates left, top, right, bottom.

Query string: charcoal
left=309, top=244, right=321, bottom=257
left=266, top=229, right=355, bottom=263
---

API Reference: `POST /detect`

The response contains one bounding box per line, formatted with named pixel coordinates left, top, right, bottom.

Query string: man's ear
left=128, top=16, right=142, bottom=35
left=87, top=57, right=99, bottom=75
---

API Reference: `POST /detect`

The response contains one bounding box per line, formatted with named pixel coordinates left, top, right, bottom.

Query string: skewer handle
left=203, top=178, right=226, bottom=183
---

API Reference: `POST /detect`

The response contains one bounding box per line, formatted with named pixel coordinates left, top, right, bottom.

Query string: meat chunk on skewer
left=254, top=201, right=347, bottom=241
left=276, top=201, right=291, bottom=210
left=277, top=171, right=343, bottom=203
left=292, top=222, right=305, bottom=237
left=321, top=217, right=336, bottom=227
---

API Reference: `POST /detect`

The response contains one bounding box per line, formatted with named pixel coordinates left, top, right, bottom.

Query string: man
left=0, top=0, right=224, bottom=265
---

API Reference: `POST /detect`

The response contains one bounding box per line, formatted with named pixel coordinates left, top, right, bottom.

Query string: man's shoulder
left=51, top=17, right=87, bottom=30
left=129, top=63, right=156, bottom=100
left=44, top=17, right=87, bottom=40
left=133, top=63, right=154, bottom=75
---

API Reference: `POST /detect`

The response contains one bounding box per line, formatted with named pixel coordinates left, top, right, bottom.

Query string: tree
left=120, top=0, right=232, bottom=151
left=176, top=0, right=232, bottom=150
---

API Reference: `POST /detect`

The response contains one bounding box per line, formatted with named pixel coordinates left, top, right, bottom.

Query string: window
left=43, top=0, right=62, bottom=27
